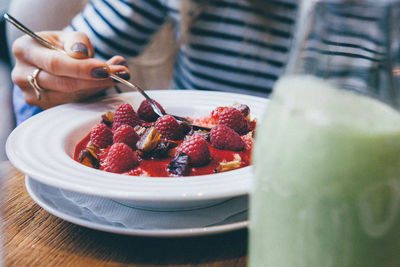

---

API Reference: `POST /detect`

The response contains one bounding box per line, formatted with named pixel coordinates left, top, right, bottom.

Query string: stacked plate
left=6, top=90, right=268, bottom=237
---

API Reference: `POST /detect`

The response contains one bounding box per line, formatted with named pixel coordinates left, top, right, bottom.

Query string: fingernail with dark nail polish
left=114, top=59, right=128, bottom=67
left=92, top=67, right=109, bottom=78
left=115, top=71, right=130, bottom=81
left=71, top=42, right=89, bottom=56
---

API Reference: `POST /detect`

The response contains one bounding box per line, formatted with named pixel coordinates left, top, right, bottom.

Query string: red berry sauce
left=74, top=103, right=255, bottom=177
left=74, top=134, right=251, bottom=177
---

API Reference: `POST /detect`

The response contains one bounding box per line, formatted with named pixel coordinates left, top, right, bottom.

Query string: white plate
left=25, top=176, right=249, bottom=237
left=7, top=90, right=267, bottom=208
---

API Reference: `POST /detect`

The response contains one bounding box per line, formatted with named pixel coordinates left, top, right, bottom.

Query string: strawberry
left=218, top=107, right=249, bottom=135
left=137, top=99, right=166, bottom=122
left=89, top=123, right=113, bottom=149
left=178, top=135, right=210, bottom=166
left=155, top=115, right=183, bottom=140
left=112, top=103, right=140, bottom=130
left=210, top=125, right=244, bottom=151
left=104, top=143, right=139, bottom=173
left=113, top=124, right=140, bottom=149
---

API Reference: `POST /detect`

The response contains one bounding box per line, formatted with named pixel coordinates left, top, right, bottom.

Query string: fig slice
left=136, top=127, right=161, bottom=153
left=167, top=152, right=190, bottom=176
left=101, top=111, right=114, bottom=127
left=78, top=144, right=100, bottom=169
left=151, top=139, right=179, bottom=159
left=134, top=125, right=148, bottom=137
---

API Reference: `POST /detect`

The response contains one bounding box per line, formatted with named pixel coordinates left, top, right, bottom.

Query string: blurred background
left=0, top=0, right=12, bottom=162
left=1, top=1, right=11, bottom=265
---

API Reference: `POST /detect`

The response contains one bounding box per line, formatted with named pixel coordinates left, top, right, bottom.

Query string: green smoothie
left=248, top=75, right=400, bottom=267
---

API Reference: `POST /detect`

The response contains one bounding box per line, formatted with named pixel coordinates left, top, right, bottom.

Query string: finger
left=33, top=68, right=118, bottom=92
left=34, top=31, right=93, bottom=59
left=21, top=83, right=109, bottom=110
left=13, top=59, right=131, bottom=96
left=17, top=42, right=110, bottom=80
left=34, top=65, right=131, bottom=91
left=107, top=56, right=131, bottom=82
left=61, top=31, right=95, bottom=59
left=107, top=56, right=129, bottom=67
left=11, top=58, right=104, bottom=92
left=12, top=62, right=111, bottom=107
left=11, top=61, right=41, bottom=93
left=109, top=65, right=131, bottom=81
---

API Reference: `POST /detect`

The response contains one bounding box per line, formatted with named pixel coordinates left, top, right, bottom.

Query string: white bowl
left=6, top=90, right=268, bottom=210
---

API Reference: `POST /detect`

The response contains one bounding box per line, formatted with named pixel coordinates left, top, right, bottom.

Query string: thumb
left=62, top=31, right=95, bottom=59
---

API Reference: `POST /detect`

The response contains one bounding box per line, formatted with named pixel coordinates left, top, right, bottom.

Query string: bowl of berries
left=6, top=90, right=267, bottom=210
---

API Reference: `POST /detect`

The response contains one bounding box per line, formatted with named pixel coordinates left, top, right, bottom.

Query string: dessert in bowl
left=6, top=90, right=268, bottom=210
left=74, top=100, right=256, bottom=177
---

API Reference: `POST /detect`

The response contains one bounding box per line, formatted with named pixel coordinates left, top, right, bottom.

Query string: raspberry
left=192, top=106, right=229, bottom=129
left=137, top=99, right=166, bottom=122
left=155, top=115, right=183, bottom=140
left=248, top=119, right=257, bottom=132
left=235, top=104, right=250, bottom=118
left=178, top=135, right=210, bottom=166
left=89, top=123, right=113, bottom=149
left=218, top=107, right=249, bottom=135
left=112, top=103, right=140, bottom=130
left=113, top=124, right=140, bottom=149
left=104, top=143, right=139, bottom=173
left=210, top=125, right=244, bottom=151
left=210, top=106, right=228, bottom=123
left=241, top=134, right=253, bottom=151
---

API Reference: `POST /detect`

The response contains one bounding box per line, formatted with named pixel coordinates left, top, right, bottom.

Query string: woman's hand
left=11, top=31, right=131, bottom=110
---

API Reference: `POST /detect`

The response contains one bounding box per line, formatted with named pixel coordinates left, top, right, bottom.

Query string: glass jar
left=248, top=0, right=400, bottom=266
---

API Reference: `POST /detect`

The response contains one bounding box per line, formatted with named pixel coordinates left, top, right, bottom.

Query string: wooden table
left=1, top=162, right=248, bottom=266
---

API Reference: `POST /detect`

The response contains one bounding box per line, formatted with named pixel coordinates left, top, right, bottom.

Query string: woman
left=11, top=0, right=298, bottom=123
left=13, top=0, right=385, bottom=123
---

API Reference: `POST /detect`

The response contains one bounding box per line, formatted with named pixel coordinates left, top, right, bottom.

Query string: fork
left=4, top=13, right=211, bottom=131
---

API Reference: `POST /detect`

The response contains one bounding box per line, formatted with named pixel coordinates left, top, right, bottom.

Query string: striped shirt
left=66, top=0, right=298, bottom=97
left=14, top=0, right=397, bottom=123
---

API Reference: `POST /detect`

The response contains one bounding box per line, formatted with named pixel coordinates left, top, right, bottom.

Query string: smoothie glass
left=249, top=0, right=400, bottom=266
left=0, top=164, right=4, bottom=267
